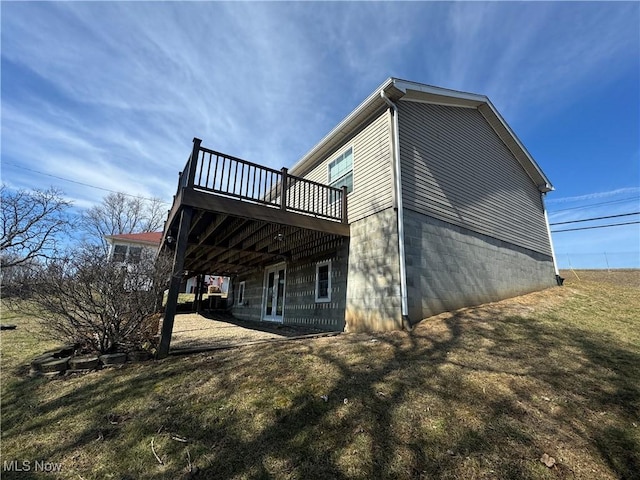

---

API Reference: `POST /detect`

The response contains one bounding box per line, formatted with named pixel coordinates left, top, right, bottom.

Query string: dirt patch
left=169, top=312, right=328, bottom=351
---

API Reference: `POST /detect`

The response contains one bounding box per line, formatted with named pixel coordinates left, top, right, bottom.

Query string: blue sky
left=2, top=1, right=639, bottom=268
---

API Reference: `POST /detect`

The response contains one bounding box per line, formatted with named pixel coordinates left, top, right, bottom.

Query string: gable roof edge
left=393, top=79, right=553, bottom=192
left=289, top=78, right=553, bottom=192
left=289, top=77, right=396, bottom=176
left=478, top=101, right=553, bottom=192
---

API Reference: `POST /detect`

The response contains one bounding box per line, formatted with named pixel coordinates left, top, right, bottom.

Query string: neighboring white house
left=105, top=232, right=229, bottom=296
left=105, top=232, right=163, bottom=264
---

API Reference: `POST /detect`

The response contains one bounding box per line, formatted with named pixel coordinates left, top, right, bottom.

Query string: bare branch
left=79, top=192, right=166, bottom=252
left=0, top=185, right=71, bottom=269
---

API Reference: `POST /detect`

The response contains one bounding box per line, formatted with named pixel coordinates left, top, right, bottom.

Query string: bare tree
left=19, top=245, right=172, bottom=354
left=80, top=192, right=166, bottom=252
left=0, top=185, right=71, bottom=269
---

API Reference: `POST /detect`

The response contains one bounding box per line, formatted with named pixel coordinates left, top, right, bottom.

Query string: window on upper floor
left=128, top=247, right=143, bottom=264
left=328, top=147, right=353, bottom=202
left=112, top=245, right=127, bottom=263
left=111, top=244, right=146, bottom=264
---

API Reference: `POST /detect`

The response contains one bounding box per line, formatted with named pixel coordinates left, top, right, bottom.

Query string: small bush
left=10, top=245, right=171, bottom=354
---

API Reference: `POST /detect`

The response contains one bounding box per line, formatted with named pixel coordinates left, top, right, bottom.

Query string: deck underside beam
left=162, top=187, right=350, bottom=277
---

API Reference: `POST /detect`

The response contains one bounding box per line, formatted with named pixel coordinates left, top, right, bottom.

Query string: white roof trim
left=392, top=79, right=488, bottom=104
left=482, top=99, right=553, bottom=192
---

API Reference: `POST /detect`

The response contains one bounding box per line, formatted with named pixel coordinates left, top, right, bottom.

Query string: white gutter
left=380, top=90, right=412, bottom=330
left=541, top=192, right=562, bottom=282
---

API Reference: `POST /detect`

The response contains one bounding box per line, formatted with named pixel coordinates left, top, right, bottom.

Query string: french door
left=263, top=263, right=286, bottom=323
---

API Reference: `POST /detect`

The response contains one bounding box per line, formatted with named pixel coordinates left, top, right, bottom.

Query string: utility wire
left=2, top=161, right=171, bottom=204
left=550, top=211, right=639, bottom=226
left=551, top=220, right=640, bottom=233
left=547, top=196, right=639, bottom=213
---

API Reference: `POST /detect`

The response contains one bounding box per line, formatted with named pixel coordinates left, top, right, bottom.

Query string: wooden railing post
left=341, top=186, right=348, bottom=224
left=280, top=167, right=288, bottom=211
left=187, top=137, right=202, bottom=187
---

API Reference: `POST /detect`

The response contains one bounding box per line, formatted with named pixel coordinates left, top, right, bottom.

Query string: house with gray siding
left=157, top=78, right=559, bottom=356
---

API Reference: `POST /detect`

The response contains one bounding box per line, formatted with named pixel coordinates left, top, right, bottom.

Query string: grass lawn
left=1, top=270, right=638, bottom=479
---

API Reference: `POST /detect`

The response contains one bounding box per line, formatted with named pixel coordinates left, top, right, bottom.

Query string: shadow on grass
left=2, top=299, right=639, bottom=479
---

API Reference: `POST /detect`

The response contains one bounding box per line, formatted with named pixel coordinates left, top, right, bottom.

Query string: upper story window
left=112, top=245, right=127, bottom=263
left=128, top=247, right=142, bottom=264
left=111, top=244, right=144, bottom=264
left=328, top=147, right=353, bottom=195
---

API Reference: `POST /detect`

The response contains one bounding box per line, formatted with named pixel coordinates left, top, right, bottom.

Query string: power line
left=551, top=220, right=640, bottom=233
left=550, top=211, right=639, bottom=226
left=547, top=196, right=639, bottom=213
left=2, top=161, right=171, bottom=204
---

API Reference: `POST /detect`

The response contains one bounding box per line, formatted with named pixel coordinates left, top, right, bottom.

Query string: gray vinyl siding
left=302, top=109, right=394, bottom=223
left=398, top=101, right=552, bottom=256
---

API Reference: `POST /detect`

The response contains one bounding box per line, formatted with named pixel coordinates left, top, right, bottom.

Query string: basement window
left=238, top=281, right=246, bottom=306
left=315, top=261, right=331, bottom=303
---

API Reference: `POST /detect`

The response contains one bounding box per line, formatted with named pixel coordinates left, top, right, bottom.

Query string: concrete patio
left=168, top=311, right=338, bottom=354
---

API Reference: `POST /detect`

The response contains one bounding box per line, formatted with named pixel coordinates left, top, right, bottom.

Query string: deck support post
left=158, top=206, right=193, bottom=358
left=195, top=274, right=205, bottom=313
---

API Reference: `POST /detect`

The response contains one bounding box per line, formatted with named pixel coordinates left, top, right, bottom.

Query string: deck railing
left=175, top=138, right=347, bottom=223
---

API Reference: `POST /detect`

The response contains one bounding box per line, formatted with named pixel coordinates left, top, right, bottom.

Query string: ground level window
left=238, top=281, right=246, bottom=305
left=315, top=261, right=331, bottom=302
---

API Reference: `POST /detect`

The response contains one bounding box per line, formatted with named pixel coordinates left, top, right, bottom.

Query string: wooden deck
left=161, top=138, right=350, bottom=275
left=158, top=138, right=350, bottom=357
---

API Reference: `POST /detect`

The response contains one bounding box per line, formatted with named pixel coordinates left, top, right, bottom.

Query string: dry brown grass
left=1, top=270, right=638, bottom=479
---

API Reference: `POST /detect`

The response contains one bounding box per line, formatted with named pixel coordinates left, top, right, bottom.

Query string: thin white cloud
left=546, top=187, right=640, bottom=204
left=439, top=2, right=639, bottom=121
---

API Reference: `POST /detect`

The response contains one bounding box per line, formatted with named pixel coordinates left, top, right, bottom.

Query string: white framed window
left=315, top=261, right=331, bottom=303
left=328, top=147, right=353, bottom=202
left=110, top=244, right=145, bottom=264
left=112, top=245, right=127, bottom=263
left=128, top=246, right=142, bottom=264
left=238, top=281, right=246, bottom=305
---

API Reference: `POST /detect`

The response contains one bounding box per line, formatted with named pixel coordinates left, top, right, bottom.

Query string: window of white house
left=238, top=281, right=246, bottom=305
left=112, top=245, right=127, bottom=263
left=328, top=147, right=353, bottom=202
left=315, top=261, right=331, bottom=302
left=128, top=247, right=142, bottom=264
left=111, top=244, right=144, bottom=263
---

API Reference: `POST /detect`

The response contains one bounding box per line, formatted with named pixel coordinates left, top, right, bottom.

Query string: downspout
left=381, top=90, right=412, bottom=331
left=541, top=191, right=563, bottom=285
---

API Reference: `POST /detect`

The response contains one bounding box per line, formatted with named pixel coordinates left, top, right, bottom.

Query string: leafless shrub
left=14, top=245, right=172, bottom=355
